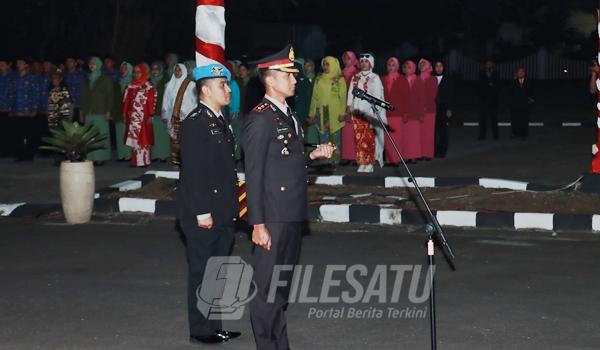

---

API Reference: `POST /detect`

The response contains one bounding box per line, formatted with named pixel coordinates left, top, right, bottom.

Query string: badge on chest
left=274, top=117, right=295, bottom=157
left=208, top=122, right=223, bottom=136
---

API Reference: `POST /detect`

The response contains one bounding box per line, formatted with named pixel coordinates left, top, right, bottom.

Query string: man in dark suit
left=478, top=61, right=500, bottom=140
left=177, top=63, right=241, bottom=345
left=434, top=60, right=454, bottom=158
left=508, top=67, right=535, bottom=140
left=243, top=45, right=334, bottom=350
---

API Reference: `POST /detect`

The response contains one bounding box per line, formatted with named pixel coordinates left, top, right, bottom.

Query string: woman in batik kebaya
left=122, top=64, right=157, bottom=167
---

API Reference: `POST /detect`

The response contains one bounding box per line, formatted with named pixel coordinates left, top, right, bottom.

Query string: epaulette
left=186, top=110, right=201, bottom=120
left=252, top=102, right=271, bottom=113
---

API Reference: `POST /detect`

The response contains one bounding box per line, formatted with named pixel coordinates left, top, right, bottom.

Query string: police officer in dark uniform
left=177, top=63, right=241, bottom=345
left=243, top=45, right=335, bottom=350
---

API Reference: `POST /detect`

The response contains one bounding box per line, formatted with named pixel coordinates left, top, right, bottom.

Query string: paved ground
left=0, top=127, right=596, bottom=205
left=0, top=216, right=598, bottom=350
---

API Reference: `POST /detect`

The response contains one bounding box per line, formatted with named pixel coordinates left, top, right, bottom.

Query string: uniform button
left=233, top=218, right=237, bottom=221
left=280, top=186, right=285, bottom=191
left=234, top=168, right=238, bottom=172
left=214, top=189, right=218, bottom=193
left=302, top=151, right=305, bottom=155
left=305, top=165, right=308, bottom=169
left=232, top=153, right=235, bottom=157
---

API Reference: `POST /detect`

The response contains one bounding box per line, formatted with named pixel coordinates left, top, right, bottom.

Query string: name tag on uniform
left=277, top=127, right=290, bottom=133
left=210, top=129, right=222, bottom=135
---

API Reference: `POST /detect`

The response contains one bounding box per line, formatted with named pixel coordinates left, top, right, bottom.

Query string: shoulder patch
left=252, top=102, right=270, bottom=113
left=186, top=109, right=202, bottom=120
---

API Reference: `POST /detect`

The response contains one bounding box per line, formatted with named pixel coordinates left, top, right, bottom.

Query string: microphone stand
left=367, top=102, right=456, bottom=350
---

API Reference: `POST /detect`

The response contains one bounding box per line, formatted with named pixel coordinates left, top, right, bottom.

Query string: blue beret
left=192, top=63, right=231, bottom=82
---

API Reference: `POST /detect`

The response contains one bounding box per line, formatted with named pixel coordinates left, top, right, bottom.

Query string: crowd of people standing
left=0, top=51, right=535, bottom=171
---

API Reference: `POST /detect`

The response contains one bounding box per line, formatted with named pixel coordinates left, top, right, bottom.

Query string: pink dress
left=383, top=73, right=409, bottom=163
left=420, top=75, right=438, bottom=158
left=401, top=74, right=424, bottom=161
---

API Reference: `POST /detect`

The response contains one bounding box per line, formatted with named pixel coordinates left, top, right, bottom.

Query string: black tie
left=217, top=114, right=228, bottom=134
left=286, top=107, right=297, bottom=135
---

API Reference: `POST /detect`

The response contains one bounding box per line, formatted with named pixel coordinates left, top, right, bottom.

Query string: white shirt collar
left=264, top=94, right=289, bottom=114
left=199, top=100, right=223, bottom=118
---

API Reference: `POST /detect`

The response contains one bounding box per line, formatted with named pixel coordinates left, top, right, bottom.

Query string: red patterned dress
left=123, top=65, right=157, bottom=167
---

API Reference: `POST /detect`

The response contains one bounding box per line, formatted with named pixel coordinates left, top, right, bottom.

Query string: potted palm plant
left=40, top=121, right=107, bottom=223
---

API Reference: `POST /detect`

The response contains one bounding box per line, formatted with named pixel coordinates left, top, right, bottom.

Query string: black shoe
left=217, top=329, right=241, bottom=339
left=93, top=161, right=105, bottom=166
left=190, top=330, right=240, bottom=344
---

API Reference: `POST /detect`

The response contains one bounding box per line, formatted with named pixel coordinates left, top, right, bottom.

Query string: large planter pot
left=60, top=160, right=95, bottom=224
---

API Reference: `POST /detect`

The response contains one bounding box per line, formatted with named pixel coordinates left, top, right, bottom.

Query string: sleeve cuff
left=196, top=213, right=211, bottom=221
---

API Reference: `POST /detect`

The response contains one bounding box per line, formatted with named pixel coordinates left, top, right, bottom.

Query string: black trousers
left=11, top=114, right=44, bottom=160
left=434, top=106, right=449, bottom=157
left=181, top=220, right=235, bottom=337
left=250, top=222, right=302, bottom=350
left=478, top=104, right=498, bottom=139
left=511, top=108, right=530, bottom=138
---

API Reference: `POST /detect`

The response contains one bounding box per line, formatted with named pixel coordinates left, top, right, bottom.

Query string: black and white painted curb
left=1, top=170, right=595, bottom=232
left=3, top=198, right=600, bottom=232
left=459, top=121, right=594, bottom=128
left=98, top=170, right=556, bottom=191
left=310, top=174, right=558, bottom=191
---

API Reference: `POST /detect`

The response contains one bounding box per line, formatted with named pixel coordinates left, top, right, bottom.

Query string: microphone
left=352, top=87, right=395, bottom=111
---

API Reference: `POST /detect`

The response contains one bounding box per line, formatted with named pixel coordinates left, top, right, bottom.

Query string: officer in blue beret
left=177, top=63, right=242, bottom=345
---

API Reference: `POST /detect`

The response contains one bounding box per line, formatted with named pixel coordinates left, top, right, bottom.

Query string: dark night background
left=2, top=0, right=596, bottom=65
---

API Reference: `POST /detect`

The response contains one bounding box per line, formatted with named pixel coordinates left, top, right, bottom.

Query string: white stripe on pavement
left=314, top=175, right=345, bottom=186
left=319, top=204, right=350, bottom=223
left=110, top=180, right=142, bottom=192
left=436, top=210, right=477, bottom=227
left=118, top=198, right=156, bottom=213
left=0, top=203, right=26, bottom=216
left=385, top=177, right=436, bottom=188
left=380, top=208, right=402, bottom=225
left=514, top=212, right=554, bottom=230
left=479, top=178, right=529, bottom=190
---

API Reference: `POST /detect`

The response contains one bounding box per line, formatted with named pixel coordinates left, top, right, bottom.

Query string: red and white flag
left=195, top=0, right=226, bottom=66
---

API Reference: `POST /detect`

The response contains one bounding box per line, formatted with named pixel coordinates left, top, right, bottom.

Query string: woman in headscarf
left=122, top=63, right=157, bottom=167
left=340, top=51, right=359, bottom=164
left=382, top=57, right=409, bottom=165
left=308, top=56, right=346, bottom=164
left=164, top=53, right=179, bottom=78
left=418, top=58, right=438, bottom=160
left=346, top=53, right=386, bottom=173
left=113, top=61, right=132, bottom=161
left=149, top=61, right=170, bottom=162
left=401, top=60, right=424, bottom=163
left=80, top=56, right=114, bottom=165
left=161, top=63, right=197, bottom=166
